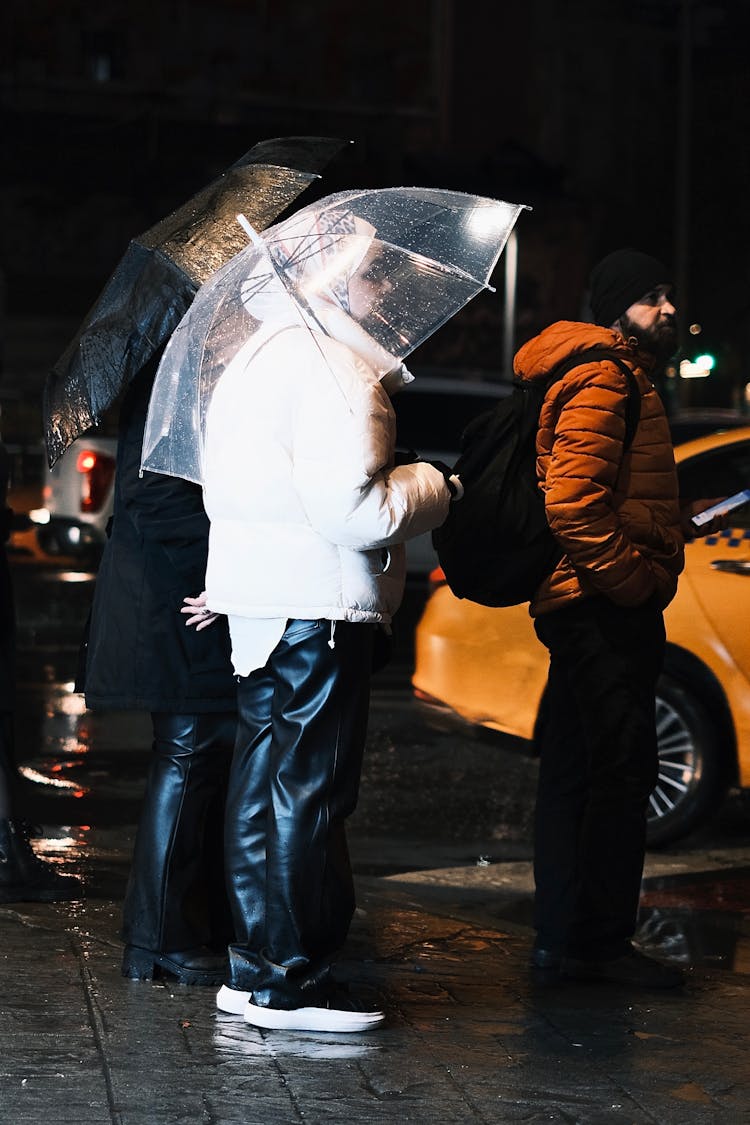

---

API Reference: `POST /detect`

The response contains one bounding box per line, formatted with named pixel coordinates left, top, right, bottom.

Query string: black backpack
left=432, top=348, right=641, bottom=607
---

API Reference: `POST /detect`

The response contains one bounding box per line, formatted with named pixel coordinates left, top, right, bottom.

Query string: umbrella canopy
left=43, top=136, right=347, bottom=467
left=141, top=187, right=527, bottom=485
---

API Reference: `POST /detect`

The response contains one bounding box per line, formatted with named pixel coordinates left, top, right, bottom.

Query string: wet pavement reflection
left=11, top=607, right=750, bottom=973
left=213, top=1019, right=383, bottom=1060
left=4, top=565, right=750, bottom=1122
left=638, top=869, right=750, bottom=974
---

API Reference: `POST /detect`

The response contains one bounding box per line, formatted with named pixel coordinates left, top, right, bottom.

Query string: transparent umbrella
left=141, top=186, right=528, bottom=485
left=43, top=136, right=347, bottom=466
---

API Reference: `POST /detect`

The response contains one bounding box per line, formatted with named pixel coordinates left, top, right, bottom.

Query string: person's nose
left=660, top=295, right=676, bottom=316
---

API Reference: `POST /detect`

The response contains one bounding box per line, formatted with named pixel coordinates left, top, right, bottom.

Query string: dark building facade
left=2, top=0, right=748, bottom=420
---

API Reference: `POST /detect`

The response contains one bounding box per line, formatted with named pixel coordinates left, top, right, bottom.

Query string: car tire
left=646, top=673, right=727, bottom=848
left=35, top=526, right=62, bottom=556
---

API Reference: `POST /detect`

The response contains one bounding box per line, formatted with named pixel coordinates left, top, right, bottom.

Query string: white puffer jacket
left=202, top=322, right=451, bottom=624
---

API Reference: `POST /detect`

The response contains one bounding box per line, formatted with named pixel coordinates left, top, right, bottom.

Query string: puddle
left=213, top=1019, right=381, bottom=1059
left=639, top=866, right=750, bottom=971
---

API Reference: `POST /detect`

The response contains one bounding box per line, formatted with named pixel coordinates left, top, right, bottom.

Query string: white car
left=31, top=431, right=117, bottom=562
left=31, top=373, right=512, bottom=569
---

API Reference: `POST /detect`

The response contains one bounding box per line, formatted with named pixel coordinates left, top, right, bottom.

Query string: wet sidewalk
left=3, top=594, right=750, bottom=1123
left=3, top=839, right=750, bottom=1124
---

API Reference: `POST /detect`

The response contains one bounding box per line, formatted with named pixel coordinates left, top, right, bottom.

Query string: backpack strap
left=533, top=346, right=641, bottom=451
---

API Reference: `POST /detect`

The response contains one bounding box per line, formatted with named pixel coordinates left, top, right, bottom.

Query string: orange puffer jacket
left=513, top=321, right=684, bottom=617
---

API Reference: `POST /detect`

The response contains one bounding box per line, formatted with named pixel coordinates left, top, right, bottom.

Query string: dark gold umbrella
left=43, top=136, right=347, bottom=466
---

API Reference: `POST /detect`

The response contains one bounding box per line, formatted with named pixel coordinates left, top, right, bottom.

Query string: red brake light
left=77, top=451, right=97, bottom=473
left=75, top=449, right=115, bottom=513
left=427, top=566, right=447, bottom=595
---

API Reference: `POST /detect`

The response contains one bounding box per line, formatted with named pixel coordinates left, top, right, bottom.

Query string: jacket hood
left=311, top=303, right=413, bottom=392
left=513, top=321, right=644, bottom=384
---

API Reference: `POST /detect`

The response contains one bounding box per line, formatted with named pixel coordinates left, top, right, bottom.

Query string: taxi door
left=677, top=437, right=750, bottom=681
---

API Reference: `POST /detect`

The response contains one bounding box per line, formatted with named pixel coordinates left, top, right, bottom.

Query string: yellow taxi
left=413, top=426, right=750, bottom=846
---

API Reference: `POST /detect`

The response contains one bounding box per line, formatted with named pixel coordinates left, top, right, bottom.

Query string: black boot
left=0, top=819, right=83, bottom=903
left=121, top=944, right=227, bottom=985
left=121, top=712, right=234, bottom=983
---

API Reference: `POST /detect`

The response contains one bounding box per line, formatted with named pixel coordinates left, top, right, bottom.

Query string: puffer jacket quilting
left=202, top=324, right=451, bottom=624
left=513, top=321, right=684, bottom=616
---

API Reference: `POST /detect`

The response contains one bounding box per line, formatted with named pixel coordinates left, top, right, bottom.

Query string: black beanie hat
left=589, top=248, right=671, bottom=328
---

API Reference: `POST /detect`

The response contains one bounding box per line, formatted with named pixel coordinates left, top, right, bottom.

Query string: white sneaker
left=244, top=1000, right=385, bottom=1033
left=216, top=985, right=250, bottom=1015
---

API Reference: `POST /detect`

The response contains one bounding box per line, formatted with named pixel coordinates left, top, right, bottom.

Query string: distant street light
left=679, top=353, right=715, bottom=378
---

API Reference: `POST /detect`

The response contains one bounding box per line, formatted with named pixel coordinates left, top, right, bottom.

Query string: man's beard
left=618, top=312, right=678, bottom=365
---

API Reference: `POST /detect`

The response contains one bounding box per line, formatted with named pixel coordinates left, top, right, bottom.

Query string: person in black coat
left=0, top=437, right=83, bottom=902
left=80, top=355, right=237, bottom=984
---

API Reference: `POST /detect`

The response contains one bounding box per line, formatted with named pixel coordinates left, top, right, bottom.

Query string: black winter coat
left=79, top=359, right=237, bottom=712
left=0, top=442, right=15, bottom=712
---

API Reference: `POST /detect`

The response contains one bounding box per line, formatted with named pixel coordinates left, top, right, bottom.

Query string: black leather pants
left=225, top=619, right=372, bottom=1008
left=0, top=711, right=16, bottom=819
left=122, top=711, right=236, bottom=953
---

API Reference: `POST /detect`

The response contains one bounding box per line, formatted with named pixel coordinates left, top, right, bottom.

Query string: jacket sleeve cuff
left=448, top=474, right=464, bottom=500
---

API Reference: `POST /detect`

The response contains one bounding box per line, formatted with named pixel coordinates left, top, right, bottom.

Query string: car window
left=678, top=439, right=750, bottom=529
left=393, top=391, right=504, bottom=452
left=670, top=418, right=746, bottom=444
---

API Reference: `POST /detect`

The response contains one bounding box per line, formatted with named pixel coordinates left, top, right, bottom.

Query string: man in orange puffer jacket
left=514, top=248, right=707, bottom=989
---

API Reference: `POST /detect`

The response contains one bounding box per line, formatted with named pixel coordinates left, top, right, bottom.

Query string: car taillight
left=76, top=449, right=115, bottom=513
left=413, top=686, right=447, bottom=705
left=427, top=566, right=447, bottom=595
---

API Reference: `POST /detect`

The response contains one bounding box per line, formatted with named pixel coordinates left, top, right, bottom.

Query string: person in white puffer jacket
left=203, top=322, right=451, bottom=626
left=194, top=239, right=460, bottom=1034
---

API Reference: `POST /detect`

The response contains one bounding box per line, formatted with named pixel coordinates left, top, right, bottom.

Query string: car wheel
left=35, top=526, right=62, bottom=556
left=647, top=674, right=726, bottom=847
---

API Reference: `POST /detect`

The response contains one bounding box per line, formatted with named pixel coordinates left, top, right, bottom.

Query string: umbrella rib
left=371, top=238, right=490, bottom=289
